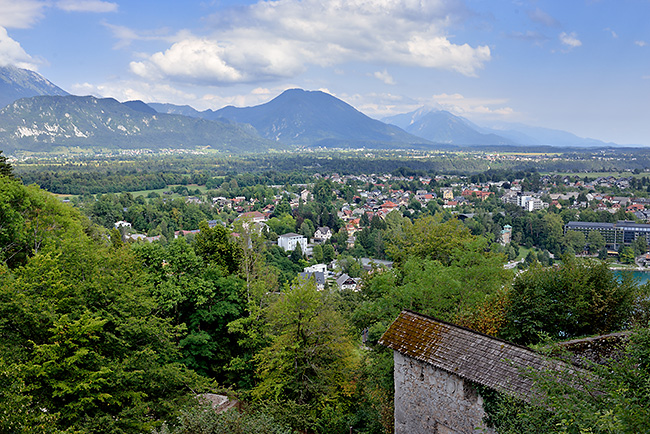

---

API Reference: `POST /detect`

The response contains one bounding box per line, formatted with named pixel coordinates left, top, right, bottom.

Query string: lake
left=613, top=269, right=650, bottom=285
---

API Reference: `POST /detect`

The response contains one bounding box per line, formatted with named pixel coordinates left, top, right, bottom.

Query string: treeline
left=15, top=150, right=650, bottom=195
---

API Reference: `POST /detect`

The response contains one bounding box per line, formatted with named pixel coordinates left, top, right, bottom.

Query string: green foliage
left=490, top=325, right=650, bottom=434
left=619, top=245, right=635, bottom=264
left=0, top=150, right=13, bottom=178
left=564, top=230, right=586, bottom=253
left=133, top=238, right=247, bottom=383
left=385, top=216, right=482, bottom=265
left=0, top=176, right=81, bottom=268
left=0, top=182, right=209, bottom=432
left=587, top=230, right=606, bottom=254
left=154, top=405, right=295, bottom=434
left=267, top=214, right=296, bottom=235
left=633, top=236, right=648, bottom=257
left=252, top=278, right=358, bottom=422
left=195, top=220, right=243, bottom=274
left=500, top=259, right=642, bottom=345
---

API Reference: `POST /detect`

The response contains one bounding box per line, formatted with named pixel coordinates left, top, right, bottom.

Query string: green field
left=128, top=184, right=210, bottom=198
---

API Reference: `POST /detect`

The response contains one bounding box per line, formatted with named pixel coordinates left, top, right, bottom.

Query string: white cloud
left=56, top=0, right=118, bottom=13
left=0, top=27, right=38, bottom=70
left=101, top=22, right=181, bottom=49
left=70, top=79, right=298, bottom=111
left=559, top=32, right=582, bottom=48
left=373, top=69, right=395, bottom=85
left=71, top=80, right=198, bottom=105
left=527, top=8, right=559, bottom=27
left=635, top=40, right=647, bottom=47
left=338, top=91, right=516, bottom=121
left=430, top=93, right=514, bottom=118
left=604, top=28, right=618, bottom=38
left=0, top=0, right=46, bottom=29
left=131, top=0, right=490, bottom=86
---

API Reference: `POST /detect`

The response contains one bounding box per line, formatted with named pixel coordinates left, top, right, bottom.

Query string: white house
left=278, top=232, right=308, bottom=252
left=304, top=264, right=328, bottom=274
left=336, top=273, right=359, bottom=291
left=313, top=226, right=332, bottom=243
left=114, top=220, right=132, bottom=229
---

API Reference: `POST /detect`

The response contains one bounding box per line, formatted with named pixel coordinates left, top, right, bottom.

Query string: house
left=441, top=187, right=454, bottom=200
left=235, top=211, right=267, bottom=223
left=359, top=257, right=393, bottom=271
left=304, top=264, right=328, bottom=274
left=175, top=229, right=200, bottom=238
left=114, top=220, right=131, bottom=229
left=278, top=232, right=308, bottom=252
left=298, top=271, right=326, bottom=290
left=379, top=310, right=581, bottom=434
left=313, top=226, right=332, bottom=243
left=336, top=273, right=359, bottom=291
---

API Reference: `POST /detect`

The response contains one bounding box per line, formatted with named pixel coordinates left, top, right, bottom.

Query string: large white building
left=278, top=232, right=308, bottom=252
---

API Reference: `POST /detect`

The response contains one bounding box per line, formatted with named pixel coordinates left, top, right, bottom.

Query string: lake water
left=613, top=270, right=650, bottom=285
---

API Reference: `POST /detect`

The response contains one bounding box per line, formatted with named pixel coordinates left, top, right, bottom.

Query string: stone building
left=379, top=310, right=580, bottom=434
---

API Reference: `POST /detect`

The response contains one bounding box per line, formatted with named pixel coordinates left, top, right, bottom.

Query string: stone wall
left=393, top=351, right=495, bottom=434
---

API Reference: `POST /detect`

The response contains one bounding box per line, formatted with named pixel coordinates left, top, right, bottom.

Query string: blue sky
left=0, top=0, right=649, bottom=145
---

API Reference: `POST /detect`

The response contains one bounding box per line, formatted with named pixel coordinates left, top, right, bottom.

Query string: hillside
left=208, top=89, right=431, bottom=148
left=0, top=65, right=68, bottom=109
left=0, top=95, right=277, bottom=154
left=383, top=108, right=517, bottom=146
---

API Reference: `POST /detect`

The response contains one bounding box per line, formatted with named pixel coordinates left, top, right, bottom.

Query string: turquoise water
left=613, top=270, right=650, bottom=285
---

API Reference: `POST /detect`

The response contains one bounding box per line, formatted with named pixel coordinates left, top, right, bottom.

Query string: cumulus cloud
left=635, top=40, right=647, bottom=47
left=70, top=79, right=297, bottom=111
left=604, top=28, right=618, bottom=38
left=56, top=0, right=117, bottom=13
left=71, top=80, right=198, bottom=105
left=130, top=0, right=490, bottom=86
left=559, top=31, right=582, bottom=48
left=373, top=69, right=395, bottom=85
left=0, top=27, right=38, bottom=69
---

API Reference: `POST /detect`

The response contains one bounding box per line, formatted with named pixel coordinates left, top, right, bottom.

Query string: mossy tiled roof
left=379, top=310, right=582, bottom=399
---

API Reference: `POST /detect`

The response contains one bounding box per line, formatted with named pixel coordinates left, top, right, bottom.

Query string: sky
left=0, top=0, right=649, bottom=145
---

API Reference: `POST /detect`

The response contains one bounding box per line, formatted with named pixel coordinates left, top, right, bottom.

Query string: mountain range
left=0, top=65, right=626, bottom=154
left=0, top=95, right=274, bottom=154
left=0, top=65, right=68, bottom=109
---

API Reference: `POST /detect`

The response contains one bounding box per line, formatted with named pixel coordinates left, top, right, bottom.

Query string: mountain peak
left=0, top=65, right=68, bottom=109
left=213, top=88, right=427, bottom=148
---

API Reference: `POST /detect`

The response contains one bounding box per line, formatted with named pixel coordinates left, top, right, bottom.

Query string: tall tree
left=253, top=278, right=358, bottom=413
left=0, top=150, right=13, bottom=178
left=500, top=258, right=642, bottom=345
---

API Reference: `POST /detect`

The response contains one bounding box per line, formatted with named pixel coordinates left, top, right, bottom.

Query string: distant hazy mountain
left=0, top=95, right=276, bottom=154
left=470, top=122, right=618, bottom=148
left=148, top=102, right=207, bottom=118
left=0, top=65, right=68, bottom=109
left=207, top=89, right=430, bottom=148
left=384, top=106, right=621, bottom=148
left=382, top=108, right=517, bottom=146
left=122, top=100, right=158, bottom=115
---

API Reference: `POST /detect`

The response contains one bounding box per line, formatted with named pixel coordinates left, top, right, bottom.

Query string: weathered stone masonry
left=393, top=351, right=493, bottom=434
left=380, top=310, right=588, bottom=434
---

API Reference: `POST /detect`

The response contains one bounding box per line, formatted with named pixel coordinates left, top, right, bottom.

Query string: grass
left=128, top=184, right=210, bottom=198
left=516, top=246, right=532, bottom=261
